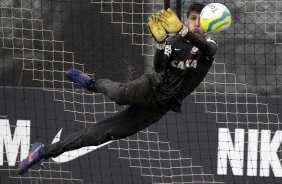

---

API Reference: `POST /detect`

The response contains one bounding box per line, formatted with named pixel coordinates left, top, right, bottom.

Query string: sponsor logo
left=217, top=128, right=282, bottom=177
left=51, top=128, right=113, bottom=163
left=0, top=120, right=112, bottom=166
left=0, top=119, right=30, bottom=166
left=171, top=60, right=186, bottom=70
left=171, top=60, right=197, bottom=70
left=185, top=59, right=197, bottom=69
left=1, top=118, right=281, bottom=179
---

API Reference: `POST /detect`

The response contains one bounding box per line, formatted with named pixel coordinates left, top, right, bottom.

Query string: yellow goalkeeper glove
left=147, top=15, right=167, bottom=43
left=157, top=8, right=183, bottom=33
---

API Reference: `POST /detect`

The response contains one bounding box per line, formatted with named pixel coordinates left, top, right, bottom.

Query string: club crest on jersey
left=191, top=46, right=199, bottom=55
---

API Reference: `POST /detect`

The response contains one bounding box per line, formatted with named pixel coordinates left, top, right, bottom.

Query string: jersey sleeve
left=153, top=49, right=168, bottom=73
left=180, top=28, right=218, bottom=57
left=153, top=36, right=179, bottom=73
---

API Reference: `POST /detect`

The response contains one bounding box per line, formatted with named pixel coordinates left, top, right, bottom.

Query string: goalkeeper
left=18, top=3, right=217, bottom=175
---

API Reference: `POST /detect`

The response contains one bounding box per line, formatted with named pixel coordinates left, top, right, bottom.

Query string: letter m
left=0, top=119, right=30, bottom=166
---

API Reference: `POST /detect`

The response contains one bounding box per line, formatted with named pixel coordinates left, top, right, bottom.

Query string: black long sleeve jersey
left=154, top=33, right=217, bottom=112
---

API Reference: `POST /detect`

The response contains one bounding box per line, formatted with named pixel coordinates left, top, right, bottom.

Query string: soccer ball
left=200, top=3, right=232, bottom=34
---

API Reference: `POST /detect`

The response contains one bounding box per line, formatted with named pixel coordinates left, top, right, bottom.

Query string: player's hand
left=157, top=8, right=183, bottom=33
left=147, top=15, right=167, bottom=43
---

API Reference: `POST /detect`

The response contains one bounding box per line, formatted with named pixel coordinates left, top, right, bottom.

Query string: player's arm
left=153, top=48, right=170, bottom=73
left=153, top=49, right=167, bottom=73
left=147, top=15, right=171, bottom=72
left=181, top=29, right=217, bottom=57
left=147, top=15, right=167, bottom=48
left=157, top=8, right=217, bottom=57
left=153, top=36, right=177, bottom=73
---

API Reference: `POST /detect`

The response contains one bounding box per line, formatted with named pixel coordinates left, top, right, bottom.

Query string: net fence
left=0, top=0, right=281, bottom=183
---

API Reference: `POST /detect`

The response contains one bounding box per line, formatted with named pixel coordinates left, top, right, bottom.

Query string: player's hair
left=187, top=3, right=205, bottom=17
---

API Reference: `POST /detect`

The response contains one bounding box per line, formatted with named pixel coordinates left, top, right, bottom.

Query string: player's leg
left=94, top=74, right=156, bottom=105
left=66, top=69, right=156, bottom=105
left=40, top=103, right=166, bottom=159
left=17, top=103, right=167, bottom=175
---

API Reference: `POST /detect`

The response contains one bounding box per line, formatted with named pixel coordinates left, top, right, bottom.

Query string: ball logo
left=207, top=3, right=218, bottom=14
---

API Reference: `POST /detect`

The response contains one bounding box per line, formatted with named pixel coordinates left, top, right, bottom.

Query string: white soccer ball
left=200, top=3, right=232, bottom=34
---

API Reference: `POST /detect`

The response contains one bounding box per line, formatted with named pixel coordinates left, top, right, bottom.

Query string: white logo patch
left=171, top=60, right=197, bottom=70
left=164, top=45, right=172, bottom=57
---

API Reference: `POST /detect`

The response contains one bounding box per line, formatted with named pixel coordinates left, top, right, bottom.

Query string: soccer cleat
left=65, top=69, right=94, bottom=91
left=17, top=142, right=44, bottom=175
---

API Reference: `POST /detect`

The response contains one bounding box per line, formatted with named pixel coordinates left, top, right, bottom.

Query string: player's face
left=185, top=11, right=204, bottom=36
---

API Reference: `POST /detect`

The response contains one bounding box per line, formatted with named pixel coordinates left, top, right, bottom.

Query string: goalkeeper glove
left=147, top=15, right=167, bottom=43
left=157, top=8, right=183, bottom=33
left=157, top=8, right=189, bottom=37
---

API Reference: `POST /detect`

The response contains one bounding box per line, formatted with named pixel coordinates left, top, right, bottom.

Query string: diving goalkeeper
left=18, top=3, right=217, bottom=175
